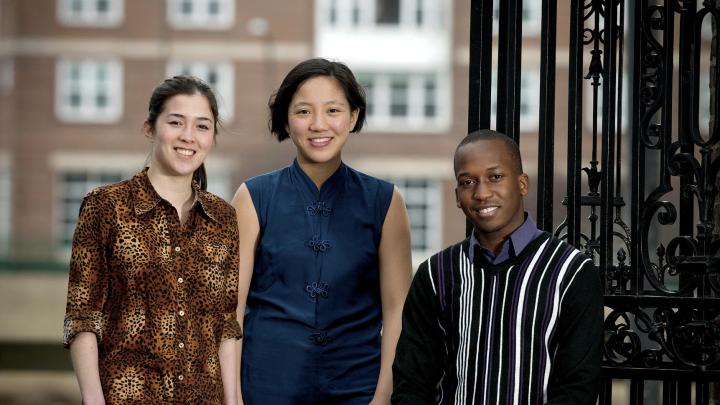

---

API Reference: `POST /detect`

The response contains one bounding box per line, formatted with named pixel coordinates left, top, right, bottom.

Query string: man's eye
left=461, top=179, right=476, bottom=186
left=490, top=175, right=503, bottom=182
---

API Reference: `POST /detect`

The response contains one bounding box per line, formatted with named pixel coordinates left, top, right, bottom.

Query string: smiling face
left=144, top=93, right=215, bottom=179
left=286, top=75, right=359, bottom=167
left=455, top=139, right=529, bottom=251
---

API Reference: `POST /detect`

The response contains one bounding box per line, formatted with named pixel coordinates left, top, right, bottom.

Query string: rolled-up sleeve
left=63, top=190, right=112, bottom=348
left=221, top=211, right=242, bottom=341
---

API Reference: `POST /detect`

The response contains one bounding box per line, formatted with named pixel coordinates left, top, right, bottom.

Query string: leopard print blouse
left=63, top=169, right=242, bottom=404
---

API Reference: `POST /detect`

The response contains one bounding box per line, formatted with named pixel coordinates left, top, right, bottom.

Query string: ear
left=350, top=108, right=359, bottom=131
left=143, top=121, right=154, bottom=141
left=455, top=187, right=462, bottom=208
left=518, top=173, right=530, bottom=196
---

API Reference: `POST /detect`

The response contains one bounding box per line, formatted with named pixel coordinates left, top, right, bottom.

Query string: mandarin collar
left=132, top=168, right=219, bottom=223
left=290, top=159, right=348, bottom=199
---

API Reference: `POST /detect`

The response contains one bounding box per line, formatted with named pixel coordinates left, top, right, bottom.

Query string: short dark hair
left=268, top=58, right=366, bottom=141
left=454, top=129, right=523, bottom=174
left=146, top=75, right=219, bottom=190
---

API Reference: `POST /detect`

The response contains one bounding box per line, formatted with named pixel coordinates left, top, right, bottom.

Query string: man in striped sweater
left=392, top=130, right=603, bottom=405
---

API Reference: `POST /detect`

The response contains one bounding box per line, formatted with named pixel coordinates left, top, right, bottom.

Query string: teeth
left=478, top=207, right=498, bottom=214
left=310, top=137, right=331, bottom=144
left=175, top=148, right=194, bottom=156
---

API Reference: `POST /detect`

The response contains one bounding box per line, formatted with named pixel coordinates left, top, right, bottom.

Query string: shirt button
left=179, top=342, right=185, bottom=348
left=178, top=374, right=184, bottom=381
left=179, top=310, right=185, bottom=316
left=178, top=277, right=184, bottom=283
left=174, top=246, right=181, bottom=252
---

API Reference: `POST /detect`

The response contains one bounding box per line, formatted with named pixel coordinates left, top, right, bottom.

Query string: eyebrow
left=167, top=113, right=212, bottom=122
left=291, top=100, right=347, bottom=108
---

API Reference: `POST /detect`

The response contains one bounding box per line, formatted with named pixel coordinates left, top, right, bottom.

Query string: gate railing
left=468, top=0, right=720, bottom=403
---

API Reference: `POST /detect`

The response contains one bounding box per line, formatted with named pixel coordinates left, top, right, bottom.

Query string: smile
left=309, top=137, right=332, bottom=147
left=175, top=147, right=196, bottom=156
left=475, top=206, right=499, bottom=216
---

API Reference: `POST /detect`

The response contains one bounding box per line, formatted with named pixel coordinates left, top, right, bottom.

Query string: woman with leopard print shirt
left=63, top=76, right=242, bottom=404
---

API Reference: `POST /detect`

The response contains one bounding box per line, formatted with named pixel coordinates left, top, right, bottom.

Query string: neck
left=297, top=155, right=342, bottom=189
left=146, top=166, right=195, bottom=221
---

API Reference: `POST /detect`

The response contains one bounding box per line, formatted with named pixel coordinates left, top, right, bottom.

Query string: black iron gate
left=468, top=0, right=720, bottom=403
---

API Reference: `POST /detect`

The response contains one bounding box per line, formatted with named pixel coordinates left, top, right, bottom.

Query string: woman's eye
left=169, top=120, right=181, bottom=127
left=198, top=124, right=210, bottom=131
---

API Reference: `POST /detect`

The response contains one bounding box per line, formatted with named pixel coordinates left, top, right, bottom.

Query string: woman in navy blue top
left=231, top=58, right=413, bottom=404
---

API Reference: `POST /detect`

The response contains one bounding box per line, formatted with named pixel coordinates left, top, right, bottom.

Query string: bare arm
left=70, top=332, right=105, bottom=405
left=230, top=183, right=260, bottom=404
left=219, top=338, right=238, bottom=405
left=371, top=187, right=413, bottom=405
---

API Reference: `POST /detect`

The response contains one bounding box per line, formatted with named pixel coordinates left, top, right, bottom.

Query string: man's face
left=455, top=139, right=529, bottom=242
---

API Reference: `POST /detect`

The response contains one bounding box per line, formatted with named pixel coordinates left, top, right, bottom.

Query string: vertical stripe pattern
left=424, top=233, right=591, bottom=405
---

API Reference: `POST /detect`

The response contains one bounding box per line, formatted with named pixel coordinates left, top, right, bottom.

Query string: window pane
left=97, top=0, right=109, bottom=13
left=181, top=0, right=192, bottom=14
left=376, top=0, right=400, bottom=24
left=424, top=79, right=436, bottom=118
left=209, top=0, right=220, bottom=15
left=390, top=78, right=408, bottom=117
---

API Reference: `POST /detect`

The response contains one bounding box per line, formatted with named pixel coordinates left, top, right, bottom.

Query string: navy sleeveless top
left=241, top=159, right=394, bottom=404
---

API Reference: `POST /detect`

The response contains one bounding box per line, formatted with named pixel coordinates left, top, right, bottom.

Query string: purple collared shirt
left=469, top=213, right=544, bottom=264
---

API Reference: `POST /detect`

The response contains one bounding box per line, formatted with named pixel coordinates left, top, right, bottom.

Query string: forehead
left=455, top=139, right=516, bottom=173
left=161, top=93, right=212, bottom=117
left=292, top=75, right=348, bottom=103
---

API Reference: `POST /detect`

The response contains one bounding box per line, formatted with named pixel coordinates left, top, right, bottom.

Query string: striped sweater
left=392, top=232, right=603, bottom=405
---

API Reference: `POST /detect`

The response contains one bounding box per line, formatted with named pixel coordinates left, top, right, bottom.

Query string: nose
left=179, top=126, right=195, bottom=143
left=472, top=180, right=492, bottom=201
left=309, top=113, right=328, bottom=131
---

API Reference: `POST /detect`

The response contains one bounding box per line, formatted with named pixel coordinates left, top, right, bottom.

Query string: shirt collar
left=132, top=168, right=220, bottom=223
left=469, top=212, right=542, bottom=263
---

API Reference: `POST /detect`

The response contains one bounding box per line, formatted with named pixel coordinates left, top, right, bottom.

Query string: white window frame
left=166, top=0, right=235, bottom=30
left=57, top=0, right=124, bottom=27
left=57, top=170, right=128, bottom=249
left=320, top=0, right=443, bottom=29
left=490, top=69, right=540, bottom=132
left=55, top=58, right=123, bottom=123
left=166, top=61, right=235, bottom=122
left=386, top=177, right=442, bottom=264
left=358, top=71, right=450, bottom=132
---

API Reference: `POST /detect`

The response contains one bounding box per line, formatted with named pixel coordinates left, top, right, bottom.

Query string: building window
left=322, top=0, right=441, bottom=29
left=58, top=171, right=125, bottom=248
left=376, top=0, right=400, bottom=24
left=166, top=61, right=235, bottom=122
left=57, top=0, right=124, bottom=27
left=493, top=0, right=541, bottom=35
left=490, top=70, right=540, bottom=132
left=386, top=177, right=441, bottom=262
left=56, top=59, right=123, bottom=123
left=359, top=72, right=449, bottom=131
left=167, top=0, right=234, bottom=30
